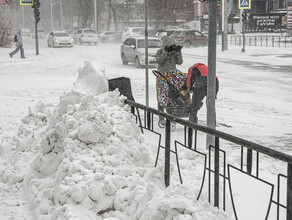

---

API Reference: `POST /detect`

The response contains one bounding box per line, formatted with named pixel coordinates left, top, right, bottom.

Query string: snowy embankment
left=0, top=61, right=228, bottom=219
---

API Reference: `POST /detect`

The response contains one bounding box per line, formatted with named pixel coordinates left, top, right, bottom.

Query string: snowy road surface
left=0, top=37, right=292, bottom=219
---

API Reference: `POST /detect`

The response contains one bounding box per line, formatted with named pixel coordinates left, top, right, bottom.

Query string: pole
left=94, top=0, right=97, bottom=30
left=242, top=10, right=246, bottom=52
left=144, top=0, right=150, bottom=128
left=221, top=0, right=224, bottom=51
left=206, top=0, right=217, bottom=149
left=22, top=7, right=24, bottom=29
left=35, top=17, right=39, bottom=55
left=144, top=0, right=149, bottom=107
left=60, top=0, right=63, bottom=29
left=51, top=0, right=53, bottom=31
left=221, top=0, right=228, bottom=51
left=224, top=0, right=228, bottom=50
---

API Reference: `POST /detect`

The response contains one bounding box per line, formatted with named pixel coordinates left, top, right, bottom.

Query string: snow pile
left=1, top=61, right=228, bottom=220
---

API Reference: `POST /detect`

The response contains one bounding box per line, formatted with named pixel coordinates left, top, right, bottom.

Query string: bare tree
left=0, top=14, right=13, bottom=47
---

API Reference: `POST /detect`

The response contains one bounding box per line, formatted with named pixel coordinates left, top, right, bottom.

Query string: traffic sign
left=20, top=0, right=33, bottom=6
left=239, top=0, right=251, bottom=9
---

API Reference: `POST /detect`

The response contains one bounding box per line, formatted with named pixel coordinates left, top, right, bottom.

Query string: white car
left=32, top=29, right=45, bottom=39
left=47, top=31, right=73, bottom=47
left=73, top=29, right=99, bottom=45
left=121, top=27, right=145, bottom=42
left=120, top=37, right=161, bottom=68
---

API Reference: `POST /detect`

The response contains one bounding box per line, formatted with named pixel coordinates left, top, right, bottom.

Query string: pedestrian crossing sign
left=20, top=0, right=33, bottom=6
left=239, top=0, right=251, bottom=9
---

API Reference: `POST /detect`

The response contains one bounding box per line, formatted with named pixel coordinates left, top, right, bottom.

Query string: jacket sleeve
left=175, top=51, right=183, bottom=65
left=156, top=49, right=167, bottom=65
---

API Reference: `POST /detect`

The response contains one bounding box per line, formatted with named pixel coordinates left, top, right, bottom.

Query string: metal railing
left=229, top=35, right=292, bottom=48
left=125, top=99, right=292, bottom=220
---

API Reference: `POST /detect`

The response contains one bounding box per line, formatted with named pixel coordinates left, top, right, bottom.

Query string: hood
left=161, top=36, right=176, bottom=49
left=17, top=28, right=22, bottom=34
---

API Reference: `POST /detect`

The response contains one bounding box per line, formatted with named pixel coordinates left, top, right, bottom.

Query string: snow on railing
left=125, top=99, right=292, bottom=220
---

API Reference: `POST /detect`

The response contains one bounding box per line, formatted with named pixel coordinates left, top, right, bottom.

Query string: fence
left=125, top=99, right=292, bottom=220
left=229, top=35, right=292, bottom=48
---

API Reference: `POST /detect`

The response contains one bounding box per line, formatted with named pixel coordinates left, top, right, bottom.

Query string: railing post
left=272, top=36, right=274, bottom=47
left=287, top=163, right=292, bottom=220
left=188, top=128, right=193, bottom=148
left=147, top=112, right=151, bottom=130
left=164, top=119, right=171, bottom=187
left=247, top=148, right=253, bottom=174
left=214, top=136, right=220, bottom=208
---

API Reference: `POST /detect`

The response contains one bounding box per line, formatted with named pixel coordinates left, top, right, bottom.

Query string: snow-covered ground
left=0, top=37, right=291, bottom=219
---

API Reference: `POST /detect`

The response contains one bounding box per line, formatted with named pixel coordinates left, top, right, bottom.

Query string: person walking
left=156, top=36, right=183, bottom=127
left=9, top=28, right=25, bottom=59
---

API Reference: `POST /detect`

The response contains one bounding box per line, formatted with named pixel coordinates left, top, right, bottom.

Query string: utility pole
left=221, top=0, right=228, bottom=51
left=206, top=0, right=217, bottom=149
left=60, top=0, right=63, bottom=29
left=94, top=0, right=97, bottom=30
left=50, top=0, right=53, bottom=31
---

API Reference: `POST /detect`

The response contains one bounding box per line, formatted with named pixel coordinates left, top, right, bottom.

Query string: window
left=84, top=30, right=96, bottom=34
left=55, top=32, right=69, bottom=37
left=278, top=0, right=286, bottom=9
left=124, top=38, right=132, bottom=46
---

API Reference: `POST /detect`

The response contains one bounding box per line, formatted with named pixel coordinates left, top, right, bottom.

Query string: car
left=47, top=31, right=73, bottom=47
left=155, top=29, right=181, bottom=41
left=171, top=30, right=208, bottom=47
left=121, top=27, right=145, bottom=42
left=99, top=31, right=121, bottom=43
left=32, top=29, right=45, bottom=39
left=21, top=28, right=31, bottom=37
left=120, top=37, right=161, bottom=68
left=72, top=29, right=99, bottom=45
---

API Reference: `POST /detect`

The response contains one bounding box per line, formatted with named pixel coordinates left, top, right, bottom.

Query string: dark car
left=171, top=30, right=208, bottom=47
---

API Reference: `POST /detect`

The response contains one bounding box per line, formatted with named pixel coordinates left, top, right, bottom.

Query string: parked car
left=47, top=31, right=73, bottom=48
left=32, top=29, right=45, bottom=39
left=21, top=28, right=31, bottom=37
left=171, top=30, right=208, bottom=47
left=120, top=37, right=161, bottom=68
left=99, top=31, right=121, bottom=43
left=121, top=27, right=145, bottom=42
left=155, top=29, right=181, bottom=41
left=73, top=29, right=99, bottom=45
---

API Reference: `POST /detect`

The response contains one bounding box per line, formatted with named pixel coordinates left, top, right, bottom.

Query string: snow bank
left=0, top=61, right=229, bottom=220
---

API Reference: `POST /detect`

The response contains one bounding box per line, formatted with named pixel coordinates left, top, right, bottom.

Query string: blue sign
left=20, top=0, right=33, bottom=6
left=239, top=0, right=251, bottom=9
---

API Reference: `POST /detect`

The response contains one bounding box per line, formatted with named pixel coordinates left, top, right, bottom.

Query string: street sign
left=239, top=0, right=251, bottom=9
left=0, top=0, right=7, bottom=6
left=20, top=0, right=33, bottom=6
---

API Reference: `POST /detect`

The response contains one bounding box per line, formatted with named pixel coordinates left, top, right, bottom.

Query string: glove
left=175, top=45, right=183, bottom=52
left=164, top=46, right=171, bottom=52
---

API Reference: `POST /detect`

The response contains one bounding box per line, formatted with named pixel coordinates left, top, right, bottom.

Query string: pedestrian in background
left=156, top=36, right=183, bottom=127
left=9, top=28, right=25, bottom=59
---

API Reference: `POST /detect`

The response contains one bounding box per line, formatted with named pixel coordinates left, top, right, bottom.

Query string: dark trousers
left=10, top=45, right=25, bottom=58
left=189, top=87, right=207, bottom=123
